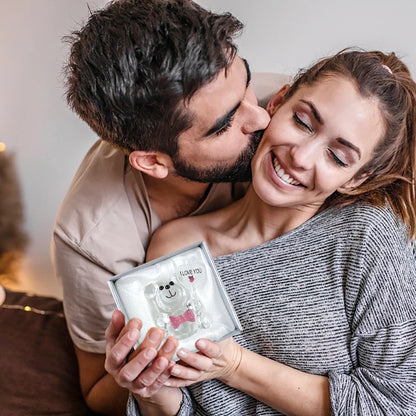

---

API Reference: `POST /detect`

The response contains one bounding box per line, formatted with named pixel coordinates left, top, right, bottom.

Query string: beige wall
left=196, top=0, right=416, bottom=76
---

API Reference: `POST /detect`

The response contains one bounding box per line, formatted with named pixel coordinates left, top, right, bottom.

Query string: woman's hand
left=104, top=310, right=180, bottom=401
left=165, top=337, right=243, bottom=387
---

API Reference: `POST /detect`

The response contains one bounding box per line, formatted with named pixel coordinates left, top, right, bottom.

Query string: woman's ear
left=129, top=150, right=172, bottom=179
left=266, top=84, right=291, bottom=116
left=337, top=173, right=370, bottom=194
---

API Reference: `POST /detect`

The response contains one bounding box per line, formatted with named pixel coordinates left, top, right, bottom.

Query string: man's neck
left=143, top=173, right=211, bottom=224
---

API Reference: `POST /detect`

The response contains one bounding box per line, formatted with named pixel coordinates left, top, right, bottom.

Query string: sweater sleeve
left=328, top=206, right=416, bottom=415
left=126, top=389, right=195, bottom=416
left=328, top=320, right=416, bottom=415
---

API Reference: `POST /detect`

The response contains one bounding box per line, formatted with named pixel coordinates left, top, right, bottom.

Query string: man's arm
left=75, top=348, right=129, bottom=416
left=75, top=310, right=182, bottom=416
left=52, top=232, right=132, bottom=415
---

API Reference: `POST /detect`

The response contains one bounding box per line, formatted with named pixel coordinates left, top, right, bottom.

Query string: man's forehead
left=183, top=56, right=250, bottom=137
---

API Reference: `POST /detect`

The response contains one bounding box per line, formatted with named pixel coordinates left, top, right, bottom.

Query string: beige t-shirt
left=52, top=140, right=246, bottom=353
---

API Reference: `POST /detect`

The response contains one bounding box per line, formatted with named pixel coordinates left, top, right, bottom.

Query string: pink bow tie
left=169, top=309, right=195, bottom=329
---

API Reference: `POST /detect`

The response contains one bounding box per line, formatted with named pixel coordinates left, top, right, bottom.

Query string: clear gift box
left=108, top=241, right=242, bottom=358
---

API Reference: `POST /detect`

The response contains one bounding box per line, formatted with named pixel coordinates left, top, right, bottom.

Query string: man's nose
left=241, top=88, right=271, bottom=134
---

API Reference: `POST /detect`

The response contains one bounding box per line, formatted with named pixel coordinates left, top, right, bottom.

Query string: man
left=52, top=0, right=269, bottom=414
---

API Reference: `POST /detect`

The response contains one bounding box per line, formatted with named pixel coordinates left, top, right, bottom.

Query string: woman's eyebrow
left=300, top=99, right=323, bottom=124
left=300, top=99, right=361, bottom=158
left=337, top=138, right=361, bottom=159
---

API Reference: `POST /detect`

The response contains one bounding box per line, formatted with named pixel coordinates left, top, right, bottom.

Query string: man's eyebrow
left=204, top=103, right=240, bottom=137
left=203, top=57, right=249, bottom=137
left=300, top=99, right=361, bottom=158
left=243, top=58, right=251, bottom=87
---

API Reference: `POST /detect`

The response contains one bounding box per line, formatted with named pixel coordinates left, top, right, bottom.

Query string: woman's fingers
left=120, top=332, right=179, bottom=393
left=165, top=338, right=234, bottom=386
left=129, top=327, right=164, bottom=360
left=105, top=313, right=142, bottom=371
left=105, top=317, right=182, bottom=397
left=170, top=361, right=204, bottom=381
left=196, top=339, right=222, bottom=359
left=157, top=336, right=179, bottom=361
left=125, top=350, right=167, bottom=384
left=176, top=347, right=212, bottom=371
left=166, top=339, right=221, bottom=382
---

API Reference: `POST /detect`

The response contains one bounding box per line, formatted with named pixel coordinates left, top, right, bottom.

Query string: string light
left=1, top=303, right=65, bottom=317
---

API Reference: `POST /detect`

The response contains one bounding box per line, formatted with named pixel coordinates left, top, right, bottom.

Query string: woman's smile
left=252, top=75, right=384, bottom=210
left=271, top=153, right=304, bottom=187
left=272, top=154, right=302, bottom=187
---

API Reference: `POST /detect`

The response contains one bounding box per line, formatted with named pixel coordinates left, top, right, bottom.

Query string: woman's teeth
left=273, top=157, right=300, bottom=186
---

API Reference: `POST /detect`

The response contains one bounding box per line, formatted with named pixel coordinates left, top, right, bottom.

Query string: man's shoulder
left=54, top=140, right=141, bottom=247
left=63, top=139, right=126, bottom=200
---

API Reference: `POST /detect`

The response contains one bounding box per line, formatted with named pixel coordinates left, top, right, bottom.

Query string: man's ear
left=129, top=150, right=172, bottom=179
left=266, top=84, right=291, bottom=116
left=337, top=173, right=370, bottom=194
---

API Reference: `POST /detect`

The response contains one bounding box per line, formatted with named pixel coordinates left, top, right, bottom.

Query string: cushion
left=0, top=289, right=98, bottom=415
left=251, top=72, right=292, bottom=108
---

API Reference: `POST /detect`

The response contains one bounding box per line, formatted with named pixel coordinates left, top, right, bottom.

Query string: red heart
left=188, top=275, right=194, bottom=283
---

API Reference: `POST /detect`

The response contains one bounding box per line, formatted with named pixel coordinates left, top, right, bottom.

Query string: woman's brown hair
left=286, top=49, right=416, bottom=237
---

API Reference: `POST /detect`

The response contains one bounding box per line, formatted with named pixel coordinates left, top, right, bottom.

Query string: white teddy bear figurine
left=145, top=271, right=211, bottom=339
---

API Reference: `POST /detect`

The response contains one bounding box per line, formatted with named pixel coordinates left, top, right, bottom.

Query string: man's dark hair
left=65, top=0, right=243, bottom=155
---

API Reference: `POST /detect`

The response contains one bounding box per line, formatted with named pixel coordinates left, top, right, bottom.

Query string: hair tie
left=381, top=64, right=393, bottom=74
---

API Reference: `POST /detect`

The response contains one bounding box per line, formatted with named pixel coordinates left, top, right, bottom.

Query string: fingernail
left=155, top=357, right=168, bottom=369
left=171, top=366, right=180, bottom=376
left=197, top=340, right=206, bottom=349
left=127, top=329, right=139, bottom=341
left=163, top=339, right=175, bottom=353
left=149, top=330, right=161, bottom=343
left=177, top=348, right=187, bottom=358
left=164, top=381, right=171, bottom=386
left=144, top=348, right=156, bottom=360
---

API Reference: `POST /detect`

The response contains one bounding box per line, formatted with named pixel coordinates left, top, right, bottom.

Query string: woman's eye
left=328, top=149, right=348, bottom=167
left=293, top=113, right=312, bottom=133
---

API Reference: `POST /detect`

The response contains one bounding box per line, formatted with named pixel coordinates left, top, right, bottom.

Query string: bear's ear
left=144, top=283, right=158, bottom=298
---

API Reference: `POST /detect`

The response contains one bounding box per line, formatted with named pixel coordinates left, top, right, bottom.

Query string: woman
left=105, top=49, right=416, bottom=415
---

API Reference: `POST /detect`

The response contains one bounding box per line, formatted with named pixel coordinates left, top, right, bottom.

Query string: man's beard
left=171, top=130, right=263, bottom=183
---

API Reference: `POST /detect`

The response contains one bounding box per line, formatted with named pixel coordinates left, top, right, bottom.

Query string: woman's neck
left=209, top=186, right=320, bottom=256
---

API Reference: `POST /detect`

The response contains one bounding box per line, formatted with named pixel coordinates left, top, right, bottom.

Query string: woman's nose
left=290, top=140, right=318, bottom=171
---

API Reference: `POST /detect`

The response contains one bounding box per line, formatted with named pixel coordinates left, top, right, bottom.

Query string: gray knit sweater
left=128, top=203, right=416, bottom=415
